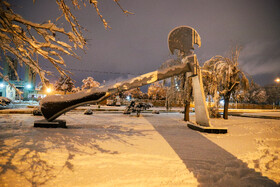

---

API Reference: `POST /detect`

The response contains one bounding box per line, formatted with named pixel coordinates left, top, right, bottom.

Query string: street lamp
left=272, top=77, right=280, bottom=109
left=26, top=84, right=32, bottom=89
left=46, top=88, right=52, bottom=93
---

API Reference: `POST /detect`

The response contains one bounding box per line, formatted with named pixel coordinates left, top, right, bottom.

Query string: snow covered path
left=0, top=112, right=279, bottom=186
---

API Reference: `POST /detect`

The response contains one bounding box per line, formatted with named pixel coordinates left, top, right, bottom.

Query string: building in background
left=0, top=56, right=37, bottom=101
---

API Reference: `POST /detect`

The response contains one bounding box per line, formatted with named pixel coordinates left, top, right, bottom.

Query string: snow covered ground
left=0, top=112, right=279, bottom=186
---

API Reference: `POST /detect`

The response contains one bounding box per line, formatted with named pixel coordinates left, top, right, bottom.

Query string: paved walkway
left=0, top=112, right=279, bottom=186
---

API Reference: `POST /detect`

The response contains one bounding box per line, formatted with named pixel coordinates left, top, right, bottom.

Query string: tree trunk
left=165, top=89, right=169, bottom=111
left=208, top=95, right=211, bottom=107
left=223, top=96, right=230, bottom=119
left=184, top=101, right=190, bottom=121
left=166, top=99, right=169, bottom=111
left=213, top=89, right=219, bottom=108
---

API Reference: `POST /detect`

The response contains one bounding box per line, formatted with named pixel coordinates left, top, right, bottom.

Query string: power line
left=67, top=68, right=140, bottom=76
left=41, top=65, right=141, bottom=76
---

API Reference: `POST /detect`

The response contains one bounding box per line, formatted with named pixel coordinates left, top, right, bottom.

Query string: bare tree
left=203, top=46, right=249, bottom=119
left=0, top=0, right=132, bottom=88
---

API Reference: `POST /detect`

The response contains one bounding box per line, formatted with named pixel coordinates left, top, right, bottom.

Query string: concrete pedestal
left=34, top=119, right=67, bottom=128
left=187, top=122, right=227, bottom=134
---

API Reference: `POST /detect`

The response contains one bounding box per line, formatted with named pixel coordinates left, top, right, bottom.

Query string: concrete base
left=34, top=119, right=67, bottom=128
left=187, top=122, right=227, bottom=134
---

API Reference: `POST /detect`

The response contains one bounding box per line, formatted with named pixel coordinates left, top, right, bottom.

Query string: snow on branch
left=0, top=0, right=132, bottom=88
left=0, top=1, right=83, bottom=86
left=113, top=0, right=134, bottom=15
left=202, top=46, right=249, bottom=99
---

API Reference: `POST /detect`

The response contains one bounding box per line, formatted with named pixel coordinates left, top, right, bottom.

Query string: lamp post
left=272, top=77, right=280, bottom=109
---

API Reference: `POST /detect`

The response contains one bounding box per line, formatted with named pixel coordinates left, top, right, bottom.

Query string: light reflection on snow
left=0, top=112, right=279, bottom=186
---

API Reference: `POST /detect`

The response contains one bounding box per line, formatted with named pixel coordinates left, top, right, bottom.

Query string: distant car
left=0, top=97, right=12, bottom=106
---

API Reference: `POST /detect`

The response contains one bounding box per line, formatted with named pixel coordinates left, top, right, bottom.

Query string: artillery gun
left=36, top=26, right=227, bottom=133
left=39, top=61, right=195, bottom=122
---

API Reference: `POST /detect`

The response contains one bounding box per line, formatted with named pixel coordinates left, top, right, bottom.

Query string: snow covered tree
left=0, top=0, right=132, bottom=88
left=0, top=96, right=11, bottom=106
left=265, top=84, right=280, bottom=106
left=160, top=59, right=181, bottom=110
left=147, top=82, right=166, bottom=100
left=54, top=76, right=75, bottom=94
left=81, top=77, right=100, bottom=90
left=160, top=56, right=192, bottom=118
left=124, top=87, right=144, bottom=99
left=202, top=63, right=220, bottom=112
left=243, top=82, right=267, bottom=104
left=72, top=86, right=81, bottom=93
left=203, top=46, right=249, bottom=119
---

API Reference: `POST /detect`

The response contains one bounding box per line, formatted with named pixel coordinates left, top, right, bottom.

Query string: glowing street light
left=46, top=88, right=52, bottom=93
left=26, top=84, right=32, bottom=89
left=275, top=77, right=280, bottom=83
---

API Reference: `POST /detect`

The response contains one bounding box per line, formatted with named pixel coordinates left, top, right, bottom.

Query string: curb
left=0, top=109, right=33, bottom=114
left=0, top=108, right=182, bottom=114
left=229, top=113, right=280, bottom=120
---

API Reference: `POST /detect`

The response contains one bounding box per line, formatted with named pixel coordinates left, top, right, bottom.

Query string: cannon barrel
left=40, top=59, right=195, bottom=121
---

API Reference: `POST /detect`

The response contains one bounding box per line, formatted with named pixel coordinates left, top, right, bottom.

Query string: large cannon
left=37, top=26, right=227, bottom=133
left=40, top=60, right=196, bottom=122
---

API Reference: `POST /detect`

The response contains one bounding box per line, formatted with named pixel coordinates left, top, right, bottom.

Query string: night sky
left=10, top=0, right=280, bottom=87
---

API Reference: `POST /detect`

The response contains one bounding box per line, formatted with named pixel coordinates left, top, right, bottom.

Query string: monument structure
left=168, top=26, right=227, bottom=133
left=37, top=26, right=227, bottom=133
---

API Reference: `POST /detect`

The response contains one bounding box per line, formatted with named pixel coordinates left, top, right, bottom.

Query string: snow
left=0, top=112, right=279, bottom=186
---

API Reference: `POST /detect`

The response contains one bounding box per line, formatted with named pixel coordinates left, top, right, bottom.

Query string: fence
left=228, top=103, right=279, bottom=109
left=139, top=99, right=279, bottom=109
